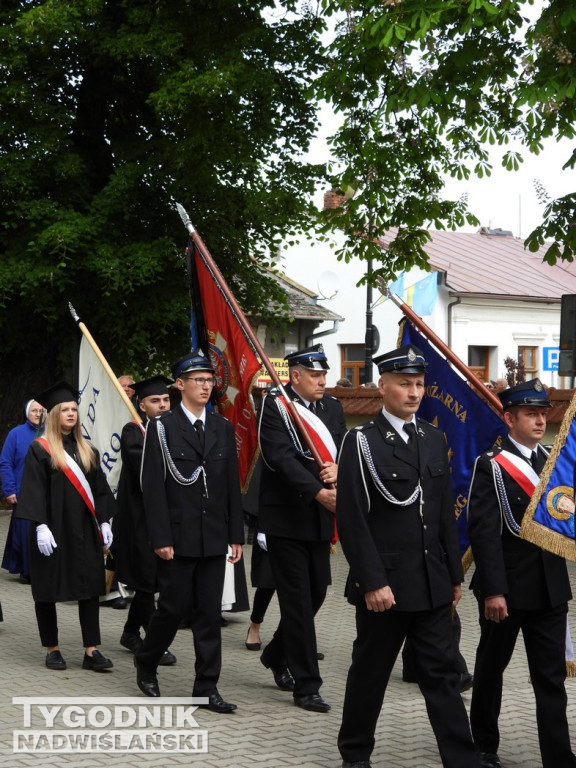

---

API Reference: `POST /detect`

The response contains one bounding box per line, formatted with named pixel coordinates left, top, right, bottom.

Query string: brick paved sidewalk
left=0, top=511, right=574, bottom=768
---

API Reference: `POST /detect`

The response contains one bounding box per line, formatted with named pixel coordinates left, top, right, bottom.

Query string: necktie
left=403, top=422, right=418, bottom=457
left=530, top=451, right=539, bottom=472
left=194, top=419, right=205, bottom=450
left=308, top=402, right=316, bottom=415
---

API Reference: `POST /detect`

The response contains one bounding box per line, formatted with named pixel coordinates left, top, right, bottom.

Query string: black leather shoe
left=197, top=692, right=237, bottom=713
left=46, top=650, right=67, bottom=670
left=120, top=631, right=142, bottom=654
left=342, top=762, right=372, bottom=768
left=260, top=657, right=294, bottom=691
left=316, top=652, right=325, bottom=661
left=102, top=596, right=128, bottom=609
left=82, top=650, right=114, bottom=671
left=134, top=659, right=160, bottom=697
left=458, top=672, right=474, bottom=693
left=479, top=753, right=501, bottom=768
left=158, top=649, right=177, bottom=666
left=294, top=693, right=331, bottom=712
left=272, top=666, right=295, bottom=691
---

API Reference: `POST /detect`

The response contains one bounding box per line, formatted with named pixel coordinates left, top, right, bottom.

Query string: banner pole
left=390, top=293, right=503, bottom=415
left=68, top=302, right=142, bottom=423
left=176, top=204, right=326, bottom=469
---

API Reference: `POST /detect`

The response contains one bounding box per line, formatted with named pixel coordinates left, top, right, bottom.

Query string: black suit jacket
left=258, top=384, right=346, bottom=542
left=141, top=405, right=244, bottom=557
left=336, top=412, right=462, bottom=611
left=467, top=435, right=572, bottom=610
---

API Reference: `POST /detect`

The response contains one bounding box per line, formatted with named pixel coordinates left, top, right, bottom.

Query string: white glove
left=100, top=522, right=113, bottom=548
left=256, top=532, right=267, bottom=552
left=36, top=524, right=57, bottom=556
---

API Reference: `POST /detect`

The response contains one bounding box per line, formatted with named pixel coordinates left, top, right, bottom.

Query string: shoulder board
left=416, top=416, right=436, bottom=430
left=352, top=421, right=375, bottom=432
left=484, top=446, right=503, bottom=459
left=155, top=411, right=173, bottom=422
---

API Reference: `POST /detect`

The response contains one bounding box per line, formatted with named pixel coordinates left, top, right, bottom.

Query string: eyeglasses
left=184, top=376, right=215, bottom=387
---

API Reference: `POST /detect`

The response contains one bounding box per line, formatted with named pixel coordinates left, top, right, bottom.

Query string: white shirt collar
left=180, top=403, right=206, bottom=427
left=381, top=406, right=416, bottom=443
left=508, top=434, right=537, bottom=460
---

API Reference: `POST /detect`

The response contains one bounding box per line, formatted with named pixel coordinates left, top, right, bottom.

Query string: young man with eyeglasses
left=134, top=351, right=244, bottom=713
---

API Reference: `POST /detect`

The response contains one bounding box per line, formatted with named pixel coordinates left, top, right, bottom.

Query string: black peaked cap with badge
left=373, top=344, right=427, bottom=375
left=34, top=381, right=80, bottom=412
left=131, top=375, right=173, bottom=400
left=171, top=350, right=215, bottom=380
left=497, top=378, right=551, bottom=410
left=285, top=344, right=330, bottom=371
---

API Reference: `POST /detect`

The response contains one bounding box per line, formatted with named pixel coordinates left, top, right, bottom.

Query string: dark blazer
left=258, top=384, right=346, bottom=542
left=467, top=435, right=572, bottom=610
left=141, top=405, right=244, bottom=557
left=336, top=412, right=463, bottom=611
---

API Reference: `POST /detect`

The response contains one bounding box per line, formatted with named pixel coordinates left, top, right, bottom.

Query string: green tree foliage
left=0, top=0, right=326, bottom=425
left=315, top=0, right=576, bottom=282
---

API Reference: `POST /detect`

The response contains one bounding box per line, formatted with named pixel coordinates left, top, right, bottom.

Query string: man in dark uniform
left=258, top=344, right=346, bottom=712
left=467, top=379, right=575, bottom=768
left=336, top=345, right=481, bottom=768
left=134, top=352, right=244, bottom=713
left=115, top=375, right=176, bottom=665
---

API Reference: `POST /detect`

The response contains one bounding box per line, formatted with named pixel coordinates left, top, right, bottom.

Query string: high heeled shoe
left=245, top=629, right=261, bottom=651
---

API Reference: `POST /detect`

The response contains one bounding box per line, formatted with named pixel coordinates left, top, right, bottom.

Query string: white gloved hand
left=256, top=532, right=267, bottom=552
left=100, top=522, right=113, bottom=548
left=36, top=523, right=57, bottom=556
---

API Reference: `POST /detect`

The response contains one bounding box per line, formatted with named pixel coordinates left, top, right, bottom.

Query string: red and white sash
left=492, top=450, right=539, bottom=497
left=37, top=437, right=97, bottom=519
left=277, top=396, right=337, bottom=462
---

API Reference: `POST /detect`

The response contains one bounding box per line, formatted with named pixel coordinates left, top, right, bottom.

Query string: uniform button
left=424, top=549, right=428, bottom=555
left=423, top=525, right=427, bottom=530
left=392, top=473, right=397, bottom=478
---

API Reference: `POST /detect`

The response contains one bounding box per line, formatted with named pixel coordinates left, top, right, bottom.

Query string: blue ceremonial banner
left=402, top=322, right=505, bottom=563
left=522, top=392, right=576, bottom=562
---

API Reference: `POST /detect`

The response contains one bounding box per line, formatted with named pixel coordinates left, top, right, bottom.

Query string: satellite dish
left=317, top=271, right=340, bottom=300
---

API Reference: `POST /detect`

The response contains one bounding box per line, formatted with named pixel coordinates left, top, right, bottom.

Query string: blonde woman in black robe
left=17, top=382, right=116, bottom=671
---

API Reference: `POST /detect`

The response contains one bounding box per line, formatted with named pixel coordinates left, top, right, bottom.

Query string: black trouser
left=123, top=590, right=156, bottom=635
left=339, top=604, right=480, bottom=767
left=250, top=587, right=275, bottom=625
left=261, top=536, right=330, bottom=697
left=470, top=601, right=573, bottom=767
left=136, top=554, right=226, bottom=696
left=35, top=597, right=100, bottom=648
left=402, top=607, right=469, bottom=678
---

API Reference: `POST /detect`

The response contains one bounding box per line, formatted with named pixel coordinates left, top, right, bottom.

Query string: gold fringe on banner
left=521, top=387, right=576, bottom=564
left=567, top=659, right=576, bottom=677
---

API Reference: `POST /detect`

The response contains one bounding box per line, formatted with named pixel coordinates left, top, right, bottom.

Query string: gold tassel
left=566, top=659, right=576, bottom=678
left=330, top=543, right=338, bottom=555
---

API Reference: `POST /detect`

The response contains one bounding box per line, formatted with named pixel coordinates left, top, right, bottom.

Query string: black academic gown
left=16, top=435, right=115, bottom=603
left=114, top=419, right=157, bottom=592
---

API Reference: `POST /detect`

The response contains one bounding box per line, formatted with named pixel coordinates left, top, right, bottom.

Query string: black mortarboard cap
left=34, top=381, right=80, bottom=412
left=132, top=375, right=173, bottom=399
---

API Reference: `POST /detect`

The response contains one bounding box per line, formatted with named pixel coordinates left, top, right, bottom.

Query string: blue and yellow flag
left=401, top=321, right=505, bottom=566
left=406, top=272, right=438, bottom=316
left=522, top=392, right=576, bottom=562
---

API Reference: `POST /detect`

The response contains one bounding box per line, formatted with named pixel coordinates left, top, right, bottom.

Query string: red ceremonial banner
left=192, top=243, right=261, bottom=490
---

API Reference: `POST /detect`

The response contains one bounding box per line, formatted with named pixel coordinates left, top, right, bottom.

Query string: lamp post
left=364, top=260, right=373, bottom=385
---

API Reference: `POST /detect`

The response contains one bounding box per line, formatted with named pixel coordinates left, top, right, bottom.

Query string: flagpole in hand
left=176, top=204, right=327, bottom=472
left=68, top=302, right=142, bottom=423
